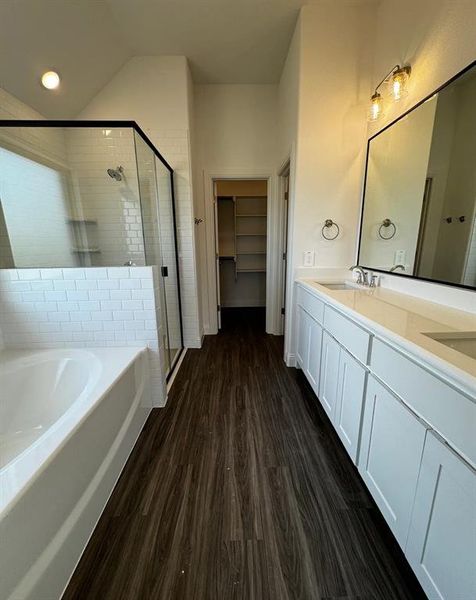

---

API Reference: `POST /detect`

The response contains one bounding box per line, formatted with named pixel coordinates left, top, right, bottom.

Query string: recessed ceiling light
left=41, top=71, right=60, bottom=90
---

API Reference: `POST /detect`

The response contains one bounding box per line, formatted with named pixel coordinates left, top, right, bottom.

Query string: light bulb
left=41, top=71, right=60, bottom=90
left=390, top=66, right=411, bottom=101
left=369, top=92, right=383, bottom=122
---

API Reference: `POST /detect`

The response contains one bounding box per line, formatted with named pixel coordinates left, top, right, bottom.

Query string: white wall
left=193, top=84, right=279, bottom=332
left=291, top=3, right=375, bottom=273
left=283, top=3, right=376, bottom=363
left=277, top=19, right=301, bottom=165
left=78, top=56, right=201, bottom=348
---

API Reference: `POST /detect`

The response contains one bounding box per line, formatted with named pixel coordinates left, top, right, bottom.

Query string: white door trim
left=202, top=168, right=279, bottom=334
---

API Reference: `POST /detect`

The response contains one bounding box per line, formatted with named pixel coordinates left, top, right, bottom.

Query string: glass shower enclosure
left=0, top=120, right=183, bottom=377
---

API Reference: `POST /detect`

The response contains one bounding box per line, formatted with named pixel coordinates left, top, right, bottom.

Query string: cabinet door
left=305, top=317, right=323, bottom=395
left=296, top=305, right=310, bottom=369
left=334, top=348, right=366, bottom=463
left=318, top=331, right=340, bottom=419
left=359, top=376, right=427, bottom=547
left=406, top=432, right=476, bottom=600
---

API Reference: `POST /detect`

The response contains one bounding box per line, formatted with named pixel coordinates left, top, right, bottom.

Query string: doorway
left=214, top=179, right=268, bottom=330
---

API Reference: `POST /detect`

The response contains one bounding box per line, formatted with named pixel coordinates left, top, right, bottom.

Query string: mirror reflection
left=359, top=64, right=476, bottom=288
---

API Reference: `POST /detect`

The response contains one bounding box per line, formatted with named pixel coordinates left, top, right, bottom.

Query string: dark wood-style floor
left=64, top=308, right=424, bottom=600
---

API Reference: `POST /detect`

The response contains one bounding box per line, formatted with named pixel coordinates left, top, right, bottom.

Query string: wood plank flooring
left=63, top=308, right=425, bottom=600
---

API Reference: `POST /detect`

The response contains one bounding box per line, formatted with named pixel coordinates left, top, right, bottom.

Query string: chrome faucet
left=390, top=264, right=405, bottom=272
left=349, top=265, right=368, bottom=286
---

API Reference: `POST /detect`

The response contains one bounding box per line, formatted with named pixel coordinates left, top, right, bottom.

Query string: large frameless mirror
left=358, top=62, right=476, bottom=290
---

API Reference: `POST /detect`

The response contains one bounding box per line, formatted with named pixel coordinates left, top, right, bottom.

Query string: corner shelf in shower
left=71, top=247, right=101, bottom=254
left=66, top=218, right=98, bottom=225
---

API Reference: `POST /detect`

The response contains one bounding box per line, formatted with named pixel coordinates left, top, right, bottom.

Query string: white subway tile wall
left=0, top=87, right=200, bottom=350
left=0, top=267, right=167, bottom=406
left=65, top=128, right=146, bottom=267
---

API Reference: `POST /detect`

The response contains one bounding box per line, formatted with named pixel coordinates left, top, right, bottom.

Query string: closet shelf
left=237, top=268, right=266, bottom=273
left=236, top=251, right=266, bottom=255
left=236, top=214, right=267, bottom=218
left=236, top=233, right=266, bottom=237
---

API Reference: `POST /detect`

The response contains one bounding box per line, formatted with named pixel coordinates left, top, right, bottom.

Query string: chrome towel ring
left=378, top=218, right=396, bottom=240
left=322, top=219, right=340, bottom=240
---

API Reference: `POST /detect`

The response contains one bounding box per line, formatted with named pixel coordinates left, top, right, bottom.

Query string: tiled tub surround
left=0, top=266, right=167, bottom=406
left=0, top=347, right=150, bottom=600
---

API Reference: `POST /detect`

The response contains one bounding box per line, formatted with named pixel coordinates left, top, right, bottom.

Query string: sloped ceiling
left=0, top=0, right=377, bottom=118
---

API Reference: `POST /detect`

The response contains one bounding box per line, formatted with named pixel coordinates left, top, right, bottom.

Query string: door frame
left=203, top=169, right=279, bottom=334
left=277, top=160, right=291, bottom=335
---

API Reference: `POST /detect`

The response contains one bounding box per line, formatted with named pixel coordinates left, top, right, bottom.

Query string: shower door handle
left=161, top=266, right=168, bottom=277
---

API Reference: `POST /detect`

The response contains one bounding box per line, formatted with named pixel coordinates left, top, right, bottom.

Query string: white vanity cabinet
left=334, top=347, right=366, bottom=462
left=306, top=316, right=323, bottom=393
left=318, top=333, right=367, bottom=462
left=359, top=376, right=428, bottom=547
left=296, top=304, right=310, bottom=369
left=406, top=432, right=476, bottom=600
left=296, top=305, right=323, bottom=396
left=294, top=280, right=476, bottom=599
left=318, top=331, right=340, bottom=419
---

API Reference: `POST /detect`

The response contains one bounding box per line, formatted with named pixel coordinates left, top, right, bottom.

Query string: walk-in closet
left=215, top=180, right=267, bottom=317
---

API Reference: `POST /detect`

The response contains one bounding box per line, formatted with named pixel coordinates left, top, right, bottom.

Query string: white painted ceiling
left=0, top=0, right=375, bottom=118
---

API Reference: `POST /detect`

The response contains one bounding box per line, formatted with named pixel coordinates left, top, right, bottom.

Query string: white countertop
left=297, top=278, right=476, bottom=398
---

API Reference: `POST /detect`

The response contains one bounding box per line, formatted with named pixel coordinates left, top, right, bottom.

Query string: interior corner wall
left=193, top=84, right=279, bottom=334
left=77, top=56, right=202, bottom=347
left=277, top=16, right=301, bottom=166
left=366, top=0, right=476, bottom=312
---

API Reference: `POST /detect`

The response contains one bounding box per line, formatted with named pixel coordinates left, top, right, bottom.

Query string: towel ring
left=378, top=218, right=396, bottom=240
left=322, top=219, right=340, bottom=240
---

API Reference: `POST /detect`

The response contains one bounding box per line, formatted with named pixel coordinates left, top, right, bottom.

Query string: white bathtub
left=0, top=347, right=151, bottom=600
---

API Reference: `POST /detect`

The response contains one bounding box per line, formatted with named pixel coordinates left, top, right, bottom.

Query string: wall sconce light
left=369, top=92, right=383, bottom=122
left=369, top=64, right=411, bottom=121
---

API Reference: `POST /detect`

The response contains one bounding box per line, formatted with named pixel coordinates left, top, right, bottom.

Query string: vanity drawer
left=371, top=338, right=476, bottom=467
left=323, top=305, right=370, bottom=364
left=296, top=285, right=324, bottom=324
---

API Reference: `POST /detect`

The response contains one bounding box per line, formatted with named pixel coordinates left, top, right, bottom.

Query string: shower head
left=107, top=166, right=124, bottom=181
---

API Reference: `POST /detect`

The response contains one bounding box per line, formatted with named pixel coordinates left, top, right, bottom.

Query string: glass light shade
left=390, top=67, right=410, bottom=101
left=41, top=71, right=60, bottom=90
left=369, top=92, right=383, bottom=122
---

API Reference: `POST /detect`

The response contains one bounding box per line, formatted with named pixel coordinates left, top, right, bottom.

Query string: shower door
left=134, top=131, right=183, bottom=378
left=154, top=157, right=183, bottom=373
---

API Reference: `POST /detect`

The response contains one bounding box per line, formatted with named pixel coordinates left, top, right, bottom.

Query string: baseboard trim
left=285, top=352, right=297, bottom=368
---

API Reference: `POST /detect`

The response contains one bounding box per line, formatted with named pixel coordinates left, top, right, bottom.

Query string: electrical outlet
left=394, top=249, right=406, bottom=264
left=303, top=250, right=315, bottom=267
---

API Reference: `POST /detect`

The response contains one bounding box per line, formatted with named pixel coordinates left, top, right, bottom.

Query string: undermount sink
left=317, top=281, right=358, bottom=291
left=424, top=332, right=476, bottom=360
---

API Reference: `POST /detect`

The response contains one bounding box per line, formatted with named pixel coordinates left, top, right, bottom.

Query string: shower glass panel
left=134, top=132, right=171, bottom=374
left=0, top=125, right=145, bottom=267
left=154, top=154, right=183, bottom=371
left=0, top=121, right=183, bottom=378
